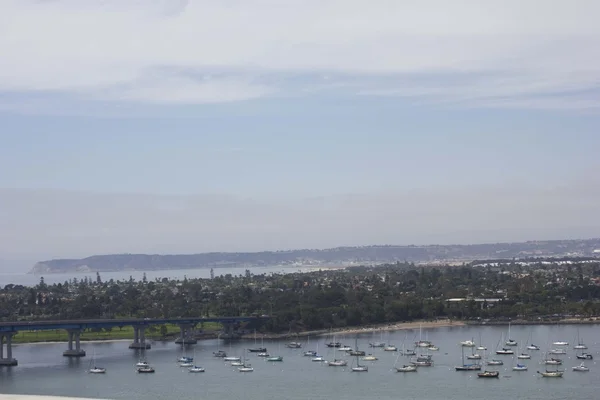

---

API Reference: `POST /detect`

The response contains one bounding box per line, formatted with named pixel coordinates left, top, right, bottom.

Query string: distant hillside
left=29, top=238, right=600, bottom=274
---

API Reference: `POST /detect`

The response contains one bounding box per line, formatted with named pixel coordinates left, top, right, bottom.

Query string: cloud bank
left=1, top=0, right=599, bottom=110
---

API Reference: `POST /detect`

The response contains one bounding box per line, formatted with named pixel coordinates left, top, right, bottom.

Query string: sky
left=1, top=0, right=600, bottom=267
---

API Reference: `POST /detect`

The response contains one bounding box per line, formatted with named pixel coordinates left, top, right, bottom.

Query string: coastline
left=239, top=319, right=464, bottom=340
left=8, top=317, right=600, bottom=345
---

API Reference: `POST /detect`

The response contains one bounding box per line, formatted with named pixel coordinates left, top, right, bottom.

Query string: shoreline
left=239, top=319, right=465, bottom=340
left=8, top=317, right=600, bottom=345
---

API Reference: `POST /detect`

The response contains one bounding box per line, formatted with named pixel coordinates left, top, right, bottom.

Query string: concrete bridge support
left=220, top=322, right=241, bottom=340
left=0, top=333, right=18, bottom=366
left=175, top=324, right=197, bottom=345
left=129, top=325, right=151, bottom=349
left=63, top=330, right=86, bottom=357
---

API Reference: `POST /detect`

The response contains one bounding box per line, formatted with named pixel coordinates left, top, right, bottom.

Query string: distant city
left=30, top=238, right=600, bottom=274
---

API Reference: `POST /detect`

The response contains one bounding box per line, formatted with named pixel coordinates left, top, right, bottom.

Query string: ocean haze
left=1, top=1, right=600, bottom=267
left=1, top=175, right=600, bottom=263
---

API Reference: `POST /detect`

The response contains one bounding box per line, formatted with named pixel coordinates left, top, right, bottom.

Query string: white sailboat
left=188, top=349, right=205, bottom=373
left=327, top=336, right=348, bottom=367
left=88, top=348, right=106, bottom=374
left=538, top=363, right=564, bottom=378
left=350, top=339, right=368, bottom=372
left=476, top=333, right=486, bottom=351
left=505, top=322, right=517, bottom=346
left=574, top=329, right=588, bottom=349
left=393, top=351, right=417, bottom=372
left=238, top=350, right=254, bottom=372
left=572, top=362, right=589, bottom=372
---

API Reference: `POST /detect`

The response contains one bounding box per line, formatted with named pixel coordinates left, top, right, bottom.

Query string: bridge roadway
left=0, top=316, right=267, bottom=367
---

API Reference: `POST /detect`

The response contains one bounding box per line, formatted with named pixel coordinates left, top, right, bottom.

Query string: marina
left=0, top=324, right=598, bottom=400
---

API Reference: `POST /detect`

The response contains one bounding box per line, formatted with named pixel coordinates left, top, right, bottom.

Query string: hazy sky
left=1, top=0, right=600, bottom=265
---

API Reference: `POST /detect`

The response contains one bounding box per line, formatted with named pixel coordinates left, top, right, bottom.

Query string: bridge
left=0, top=316, right=267, bottom=367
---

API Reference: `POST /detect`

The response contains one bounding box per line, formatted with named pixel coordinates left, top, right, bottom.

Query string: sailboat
left=572, top=362, right=589, bottom=372
left=477, top=370, right=500, bottom=378
left=177, top=342, right=193, bottom=364
left=88, top=348, right=106, bottom=374
left=516, top=343, right=530, bottom=359
left=393, top=351, right=417, bottom=372
left=574, top=329, right=588, bottom=350
left=512, top=351, right=528, bottom=371
left=415, top=324, right=433, bottom=348
left=512, top=363, right=528, bottom=371
left=351, top=338, right=368, bottom=372
left=135, top=348, right=150, bottom=368
left=505, top=322, right=517, bottom=346
left=266, top=342, right=283, bottom=361
left=238, top=350, right=254, bottom=372
left=466, top=345, right=481, bottom=360
left=136, top=350, right=155, bottom=373
left=248, top=330, right=267, bottom=352
left=524, top=330, right=539, bottom=350
left=538, top=363, right=564, bottom=378
left=455, top=346, right=481, bottom=371
left=327, top=336, right=348, bottom=367
left=396, top=364, right=418, bottom=372
left=303, top=335, right=317, bottom=356
left=370, top=330, right=386, bottom=348
left=188, top=349, right=205, bottom=373
left=311, top=343, right=325, bottom=362
left=476, top=333, right=487, bottom=351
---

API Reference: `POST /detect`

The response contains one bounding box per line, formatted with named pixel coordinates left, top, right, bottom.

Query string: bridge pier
left=0, top=333, right=18, bottom=366
left=129, top=325, right=151, bottom=349
left=175, top=324, right=197, bottom=345
left=63, top=329, right=86, bottom=357
left=220, top=322, right=241, bottom=340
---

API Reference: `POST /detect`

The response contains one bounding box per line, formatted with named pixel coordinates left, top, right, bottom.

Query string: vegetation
left=4, top=259, right=600, bottom=337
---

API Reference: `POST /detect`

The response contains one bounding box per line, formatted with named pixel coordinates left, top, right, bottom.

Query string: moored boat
left=512, top=363, right=528, bottom=371
left=572, top=362, right=589, bottom=372
left=396, top=364, right=418, bottom=372
left=248, top=347, right=267, bottom=353
left=477, top=370, right=499, bottom=378
left=538, top=369, right=564, bottom=377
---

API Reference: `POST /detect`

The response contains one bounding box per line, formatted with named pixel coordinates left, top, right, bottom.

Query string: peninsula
left=29, top=238, right=600, bottom=274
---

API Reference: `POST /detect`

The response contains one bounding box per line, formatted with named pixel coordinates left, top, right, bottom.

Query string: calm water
left=0, top=266, right=324, bottom=287
left=0, top=324, right=599, bottom=399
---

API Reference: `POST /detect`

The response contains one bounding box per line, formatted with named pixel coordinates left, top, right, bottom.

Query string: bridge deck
left=0, top=316, right=266, bottom=332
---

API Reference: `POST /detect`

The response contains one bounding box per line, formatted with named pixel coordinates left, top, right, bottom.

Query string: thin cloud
left=1, top=0, right=599, bottom=110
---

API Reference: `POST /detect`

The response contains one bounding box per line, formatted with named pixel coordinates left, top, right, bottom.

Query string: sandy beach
left=239, top=319, right=464, bottom=340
